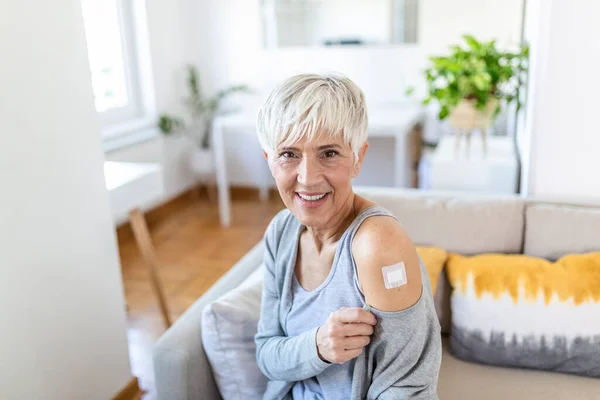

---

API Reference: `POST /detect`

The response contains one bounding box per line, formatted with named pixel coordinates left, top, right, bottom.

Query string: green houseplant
left=157, top=65, right=250, bottom=175
left=158, top=65, right=250, bottom=149
left=420, top=35, right=529, bottom=129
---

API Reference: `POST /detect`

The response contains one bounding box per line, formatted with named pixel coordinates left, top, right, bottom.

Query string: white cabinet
left=429, top=135, right=518, bottom=194
left=104, top=161, right=164, bottom=225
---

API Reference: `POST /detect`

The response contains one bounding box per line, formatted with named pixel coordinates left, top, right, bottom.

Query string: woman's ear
left=351, top=142, right=369, bottom=178
left=263, top=150, right=275, bottom=176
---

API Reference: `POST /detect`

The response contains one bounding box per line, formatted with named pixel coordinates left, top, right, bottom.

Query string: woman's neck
left=305, top=194, right=359, bottom=253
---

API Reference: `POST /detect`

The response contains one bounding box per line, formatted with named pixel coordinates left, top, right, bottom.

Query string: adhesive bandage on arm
left=382, top=262, right=407, bottom=289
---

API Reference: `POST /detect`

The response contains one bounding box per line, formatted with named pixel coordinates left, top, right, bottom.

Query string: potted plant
left=418, top=35, right=528, bottom=154
left=158, top=65, right=250, bottom=175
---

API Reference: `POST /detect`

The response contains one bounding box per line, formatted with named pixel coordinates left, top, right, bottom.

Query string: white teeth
left=298, top=193, right=326, bottom=201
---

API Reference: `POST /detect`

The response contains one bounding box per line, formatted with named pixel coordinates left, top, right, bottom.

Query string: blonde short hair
left=256, top=73, right=368, bottom=158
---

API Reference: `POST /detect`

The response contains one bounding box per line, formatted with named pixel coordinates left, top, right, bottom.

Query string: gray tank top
left=286, top=206, right=393, bottom=400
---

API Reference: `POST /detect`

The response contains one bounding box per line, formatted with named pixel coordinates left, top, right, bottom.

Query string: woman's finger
left=343, top=335, right=371, bottom=350
left=343, top=322, right=374, bottom=337
left=335, top=307, right=377, bottom=325
left=341, top=347, right=364, bottom=361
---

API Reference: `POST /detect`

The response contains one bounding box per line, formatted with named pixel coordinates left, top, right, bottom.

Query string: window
left=81, top=0, right=155, bottom=147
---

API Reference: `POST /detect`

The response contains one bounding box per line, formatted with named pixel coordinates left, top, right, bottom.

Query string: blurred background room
left=2, top=1, right=600, bottom=399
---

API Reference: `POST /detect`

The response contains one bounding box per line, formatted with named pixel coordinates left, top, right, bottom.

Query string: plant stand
left=449, top=99, right=497, bottom=158
left=189, top=147, right=217, bottom=203
left=453, top=128, right=488, bottom=160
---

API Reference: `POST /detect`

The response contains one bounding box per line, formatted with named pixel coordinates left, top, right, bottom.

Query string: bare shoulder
left=352, top=215, right=422, bottom=312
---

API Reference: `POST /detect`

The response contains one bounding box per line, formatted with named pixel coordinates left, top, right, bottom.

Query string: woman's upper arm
left=352, top=216, right=422, bottom=312
left=352, top=217, right=441, bottom=398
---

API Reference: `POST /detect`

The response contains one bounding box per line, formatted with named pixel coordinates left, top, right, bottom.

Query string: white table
left=104, top=161, right=164, bottom=225
left=429, top=135, right=518, bottom=194
left=212, top=105, right=424, bottom=227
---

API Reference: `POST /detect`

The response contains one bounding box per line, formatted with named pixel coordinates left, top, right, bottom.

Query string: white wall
left=0, top=1, right=132, bottom=398
left=515, top=0, right=541, bottom=190
left=419, top=0, right=523, bottom=53
left=182, top=0, right=523, bottom=188
left=191, top=0, right=523, bottom=95
left=522, top=0, right=600, bottom=200
left=107, top=0, right=524, bottom=194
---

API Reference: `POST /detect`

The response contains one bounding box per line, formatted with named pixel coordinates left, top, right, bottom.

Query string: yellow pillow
left=445, top=251, right=600, bottom=377
left=447, top=252, right=600, bottom=305
left=415, top=246, right=448, bottom=294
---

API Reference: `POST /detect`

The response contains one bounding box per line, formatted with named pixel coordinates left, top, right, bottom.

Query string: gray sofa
left=153, top=187, right=600, bottom=400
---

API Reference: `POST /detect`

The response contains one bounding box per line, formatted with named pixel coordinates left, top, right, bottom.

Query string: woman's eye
left=279, top=151, right=296, bottom=159
left=324, top=150, right=338, bottom=158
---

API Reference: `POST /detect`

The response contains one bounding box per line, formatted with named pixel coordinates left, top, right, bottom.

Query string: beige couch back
left=524, top=203, right=600, bottom=260
left=355, top=187, right=600, bottom=333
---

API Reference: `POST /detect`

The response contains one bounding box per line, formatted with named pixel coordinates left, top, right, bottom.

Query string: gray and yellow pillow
left=446, top=252, right=600, bottom=377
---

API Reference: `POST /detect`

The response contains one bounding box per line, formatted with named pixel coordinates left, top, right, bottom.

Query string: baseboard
left=112, top=377, right=142, bottom=400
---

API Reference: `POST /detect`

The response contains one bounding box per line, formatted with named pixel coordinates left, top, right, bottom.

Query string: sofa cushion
left=357, top=189, right=525, bottom=255
left=415, top=246, right=449, bottom=333
left=201, top=265, right=268, bottom=400
left=416, top=245, right=448, bottom=294
left=525, top=203, right=600, bottom=260
left=434, top=270, right=453, bottom=335
left=446, top=252, right=600, bottom=378
left=438, top=338, right=600, bottom=400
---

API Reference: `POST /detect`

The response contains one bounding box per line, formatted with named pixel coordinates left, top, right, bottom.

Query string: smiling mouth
left=296, top=192, right=328, bottom=201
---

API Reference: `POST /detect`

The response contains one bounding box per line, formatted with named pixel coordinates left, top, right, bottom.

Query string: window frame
left=83, top=0, right=157, bottom=151
left=96, top=0, right=142, bottom=127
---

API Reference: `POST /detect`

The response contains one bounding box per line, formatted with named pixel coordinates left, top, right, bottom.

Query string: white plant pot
left=189, top=148, right=215, bottom=176
left=448, top=98, right=498, bottom=131
left=448, top=98, right=499, bottom=158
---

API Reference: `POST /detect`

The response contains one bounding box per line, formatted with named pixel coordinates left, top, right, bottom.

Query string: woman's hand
left=316, top=307, right=377, bottom=364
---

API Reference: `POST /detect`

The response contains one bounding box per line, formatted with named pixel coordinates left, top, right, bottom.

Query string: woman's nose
left=297, top=156, right=322, bottom=186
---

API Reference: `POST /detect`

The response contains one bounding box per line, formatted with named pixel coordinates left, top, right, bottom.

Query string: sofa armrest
left=153, top=241, right=265, bottom=400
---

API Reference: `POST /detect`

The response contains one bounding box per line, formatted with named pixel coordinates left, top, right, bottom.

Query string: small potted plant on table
left=158, top=65, right=250, bottom=175
left=420, top=35, right=528, bottom=156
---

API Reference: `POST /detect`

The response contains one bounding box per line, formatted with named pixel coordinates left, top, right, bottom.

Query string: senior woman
left=254, top=73, right=441, bottom=400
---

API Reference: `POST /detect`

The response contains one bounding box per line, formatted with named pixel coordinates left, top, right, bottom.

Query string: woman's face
left=266, top=134, right=368, bottom=229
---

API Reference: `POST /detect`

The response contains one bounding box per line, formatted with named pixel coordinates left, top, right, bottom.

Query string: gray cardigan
left=254, top=208, right=442, bottom=399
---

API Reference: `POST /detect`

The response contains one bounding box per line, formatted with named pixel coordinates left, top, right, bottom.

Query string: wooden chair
left=128, top=208, right=172, bottom=329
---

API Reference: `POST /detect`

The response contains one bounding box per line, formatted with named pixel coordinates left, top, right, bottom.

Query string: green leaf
left=463, top=35, right=481, bottom=51
left=472, top=74, right=489, bottom=91
left=158, top=114, right=184, bottom=134
left=439, top=106, right=450, bottom=120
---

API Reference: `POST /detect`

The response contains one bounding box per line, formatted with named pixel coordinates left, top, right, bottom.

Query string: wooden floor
left=117, top=188, right=284, bottom=399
